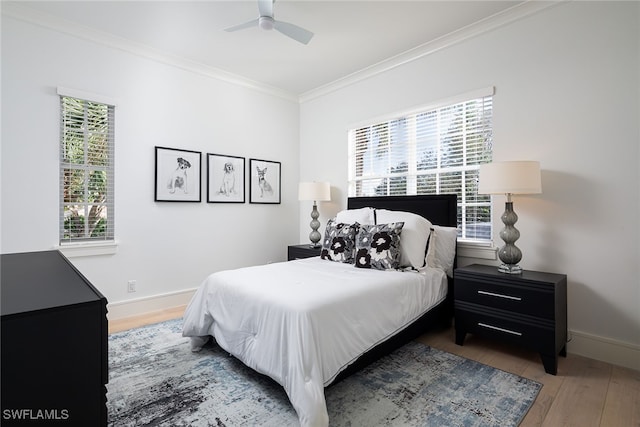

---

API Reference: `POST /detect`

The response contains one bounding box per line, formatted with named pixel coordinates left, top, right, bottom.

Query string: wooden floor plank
left=519, top=356, right=568, bottom=427
left=600, top=365, right=640, bottom=426
left=520, top=387, right=555, bottom=427
left=542, top=355, right=611, bottom=427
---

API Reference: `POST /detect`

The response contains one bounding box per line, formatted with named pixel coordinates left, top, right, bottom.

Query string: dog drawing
left=218, top=162, right=236, bottom=196
left=167, top=157, right=191, bottom=194
left=256, top=166, right=273, bottom=197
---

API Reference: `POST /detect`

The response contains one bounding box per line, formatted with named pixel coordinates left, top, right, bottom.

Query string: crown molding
left=298, top=1, right=562, bottom=103
left=2, top=1, right=562, bottom=105
left=1, top=2, right=299, bottom=103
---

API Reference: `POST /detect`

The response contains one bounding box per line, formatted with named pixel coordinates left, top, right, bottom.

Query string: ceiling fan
left=224, top=0, right=314, bottom=45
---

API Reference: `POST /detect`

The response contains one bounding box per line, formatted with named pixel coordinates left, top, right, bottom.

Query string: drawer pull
left=478, top=322, right=523, bottom=336
left=477, top=290, right=522, bottom=301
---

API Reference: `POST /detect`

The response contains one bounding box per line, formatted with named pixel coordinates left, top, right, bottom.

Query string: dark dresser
left=1, top=250, right=108, bottom=426
left=454, top=263, right=567, bottom=375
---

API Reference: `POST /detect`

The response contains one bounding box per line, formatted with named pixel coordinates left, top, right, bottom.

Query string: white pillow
left=425, top=225, right=458, bottom=277
left=336, top=207, right=375, bottom=225
left=375, top=209, right=432, bottom=269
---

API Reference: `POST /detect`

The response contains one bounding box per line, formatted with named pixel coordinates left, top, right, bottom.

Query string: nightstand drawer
left=455, top=303, right=556, bottom=354
left=287, top=245, right=321, bottom=261
left=455, top=276, right=555, bottom=319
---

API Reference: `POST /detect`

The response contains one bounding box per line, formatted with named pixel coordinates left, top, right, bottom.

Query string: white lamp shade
left=478, top=161, right=542, bottom=195
left=298, top=182, right=331, bottom=201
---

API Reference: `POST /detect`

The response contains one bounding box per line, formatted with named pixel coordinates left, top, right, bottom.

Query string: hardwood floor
left=417, top=328, right=640, bottom=426
left=109, top=306, right=640, bottom=426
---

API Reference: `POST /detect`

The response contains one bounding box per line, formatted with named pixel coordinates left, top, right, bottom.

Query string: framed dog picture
left=249, top=158, right=281, bottom=204
left=207, top=153, right=245, bottom=203
left=154, top=146, right=202, bottom=202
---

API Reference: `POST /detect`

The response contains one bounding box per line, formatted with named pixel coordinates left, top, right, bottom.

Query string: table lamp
left=298, top=182, right=331, bottom=247
left=478, top=161, right=542, bottom=274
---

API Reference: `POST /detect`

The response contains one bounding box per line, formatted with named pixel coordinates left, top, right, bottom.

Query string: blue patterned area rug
left=107, top=319, right=541, bottom=426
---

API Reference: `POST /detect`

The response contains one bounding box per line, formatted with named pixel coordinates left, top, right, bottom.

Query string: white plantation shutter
left=348, top=88, right=494, bottom=242
left=59, top=89, right=115, bottom=243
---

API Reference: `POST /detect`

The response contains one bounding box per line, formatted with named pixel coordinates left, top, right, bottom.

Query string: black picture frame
left=207, top=153, right=245, bottom=203
left=249, top=158, right=281, bottom=204
left=154, top=146, right=202, bottom=202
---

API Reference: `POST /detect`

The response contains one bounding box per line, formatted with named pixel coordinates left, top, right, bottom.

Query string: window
left=59, top=91, right=115, bottom=244
left=348, top=88, right=493, bottom=242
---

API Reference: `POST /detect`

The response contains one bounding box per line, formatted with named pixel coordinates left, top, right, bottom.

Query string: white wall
left=299, top=2, right=639, bottom=369
left=1, top=15, right=301, bottom=308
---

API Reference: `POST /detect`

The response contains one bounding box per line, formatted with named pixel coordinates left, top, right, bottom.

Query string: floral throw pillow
left=320, top=219, right=359, bottom=263
left=354, top=222, right=404, bottom=270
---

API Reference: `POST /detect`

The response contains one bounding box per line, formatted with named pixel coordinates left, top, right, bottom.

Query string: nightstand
left=454, top=264, right=567, bottom=375
left=287, top=244, right=321, bottom=261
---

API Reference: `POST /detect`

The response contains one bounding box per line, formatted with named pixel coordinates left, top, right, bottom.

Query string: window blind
left=348, top=89, right=493, bottom=242
left=59, top=95, right=115, bottom=243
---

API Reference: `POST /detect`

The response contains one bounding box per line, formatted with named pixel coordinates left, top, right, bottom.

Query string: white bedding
left=182, top=257, right=447, bottom=427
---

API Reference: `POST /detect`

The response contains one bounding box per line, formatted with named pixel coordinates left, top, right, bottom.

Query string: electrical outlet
left=127, top=280, right=136, bottom=293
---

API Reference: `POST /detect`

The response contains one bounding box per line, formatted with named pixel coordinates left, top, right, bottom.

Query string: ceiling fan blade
left=224, top=19, right=259, bottom=32
left=258, top=0, right=274, bottom=18
left=274, top=21, right=314, bottom=45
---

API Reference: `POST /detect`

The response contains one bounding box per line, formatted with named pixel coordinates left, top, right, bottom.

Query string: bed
left=182, top=194, right=457, bottom=427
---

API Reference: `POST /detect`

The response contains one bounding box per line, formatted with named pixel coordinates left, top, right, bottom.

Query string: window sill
left=457, top=241, right=497, bottom=260
left=56, top=241, right=118, bottom=258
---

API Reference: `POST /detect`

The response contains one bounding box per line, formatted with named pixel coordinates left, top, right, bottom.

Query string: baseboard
left=568, top=329, right=640, bottom=371
left=107, top=288, right=197, bottom=321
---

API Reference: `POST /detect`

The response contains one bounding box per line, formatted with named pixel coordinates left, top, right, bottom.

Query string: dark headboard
left=347, top=194, right=457, bottom=228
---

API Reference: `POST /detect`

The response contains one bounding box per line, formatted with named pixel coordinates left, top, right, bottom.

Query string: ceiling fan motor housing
left=259, top=16, right=275, bottom=31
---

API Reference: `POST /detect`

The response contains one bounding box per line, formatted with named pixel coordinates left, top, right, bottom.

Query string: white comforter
left=182, top=257, right=447, bottom=427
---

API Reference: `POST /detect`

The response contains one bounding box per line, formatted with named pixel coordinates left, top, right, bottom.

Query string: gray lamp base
left=497, top=200, right=523, bottom=275
left=308, top=201, right=322, bottom=248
